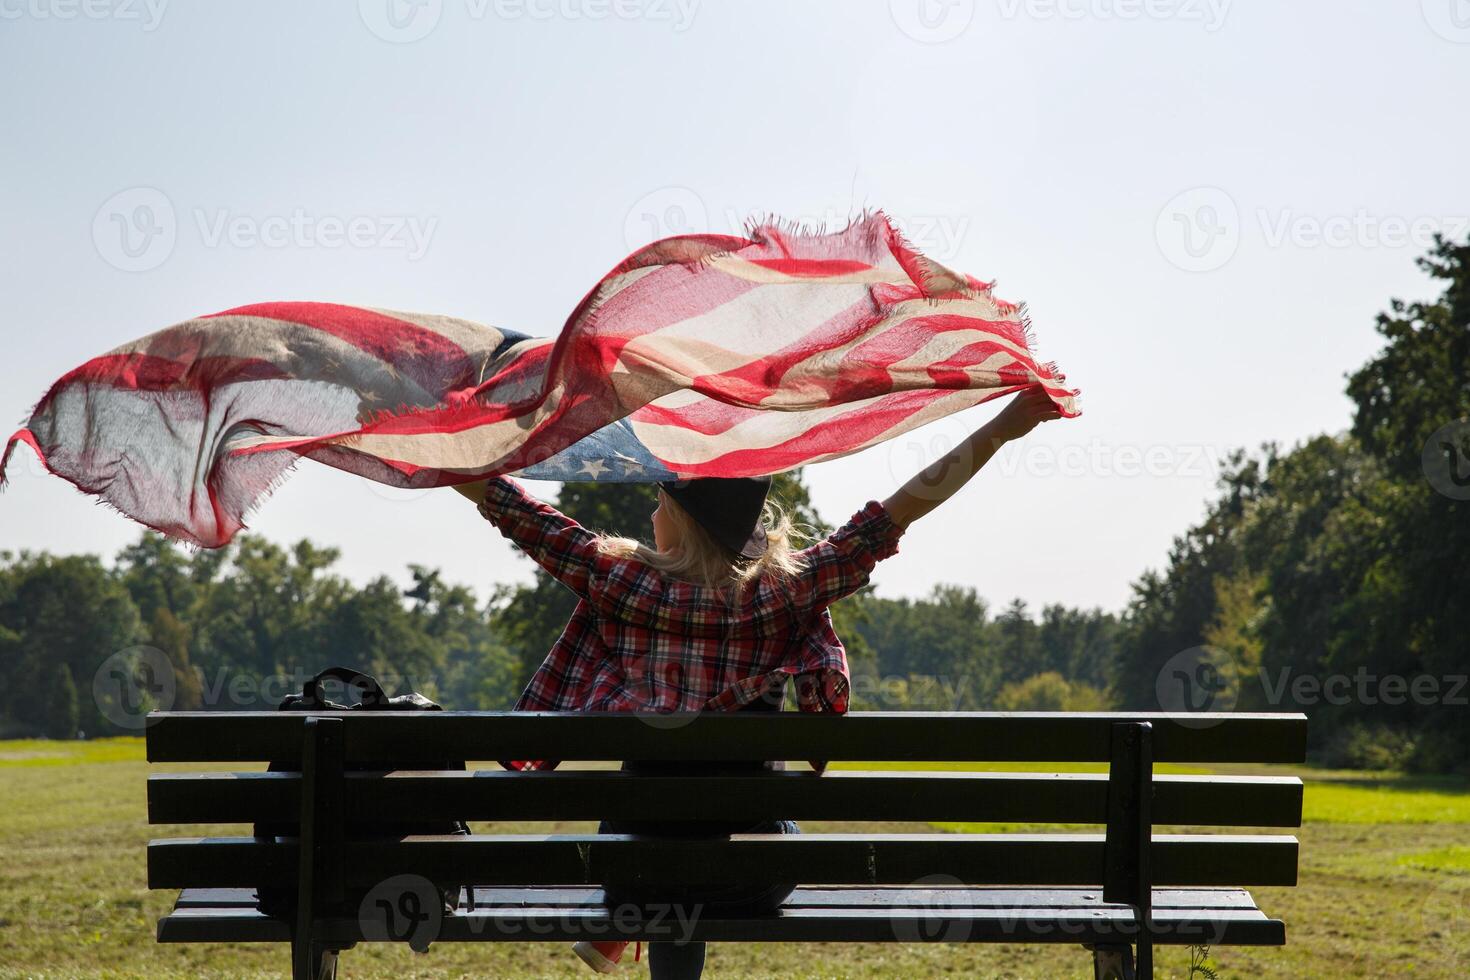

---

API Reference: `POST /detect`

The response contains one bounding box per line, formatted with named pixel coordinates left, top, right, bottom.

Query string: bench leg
left=292, top=942, right=339, bottom=980
left=1091, top=944, right=1136, bottom=980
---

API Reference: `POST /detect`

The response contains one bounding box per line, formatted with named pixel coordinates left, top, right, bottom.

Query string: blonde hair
left=595, top=488, right=812, bottom=596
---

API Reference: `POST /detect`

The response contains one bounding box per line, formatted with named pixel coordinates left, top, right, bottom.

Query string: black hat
left=657, top=476, right=771, bottom=560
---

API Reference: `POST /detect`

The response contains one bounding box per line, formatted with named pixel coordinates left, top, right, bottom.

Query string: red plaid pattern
left=477, top=477, right=905, bottom=770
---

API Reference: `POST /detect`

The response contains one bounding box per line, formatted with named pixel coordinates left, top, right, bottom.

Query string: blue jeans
left=597, top=816, right=800, bottom=980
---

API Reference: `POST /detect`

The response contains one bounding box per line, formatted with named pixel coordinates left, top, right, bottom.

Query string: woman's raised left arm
left=453, top=477, right=601, bottom=598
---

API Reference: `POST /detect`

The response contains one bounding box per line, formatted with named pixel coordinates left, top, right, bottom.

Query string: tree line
left=1, top=236, right=1465, bottom=772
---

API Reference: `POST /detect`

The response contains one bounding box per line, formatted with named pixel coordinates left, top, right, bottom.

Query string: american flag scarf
left=3, top=213, right=1079, bottom=547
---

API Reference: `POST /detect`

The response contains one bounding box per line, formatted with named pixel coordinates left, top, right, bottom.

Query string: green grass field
left=1, top=739, right=1467, bottom=978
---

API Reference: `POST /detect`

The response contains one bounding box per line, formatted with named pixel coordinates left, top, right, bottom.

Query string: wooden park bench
left=145, top=710, right=1305, bottom=979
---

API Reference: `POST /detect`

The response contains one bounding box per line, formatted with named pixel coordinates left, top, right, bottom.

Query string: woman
left=453, top=387, right=1061, bottom=978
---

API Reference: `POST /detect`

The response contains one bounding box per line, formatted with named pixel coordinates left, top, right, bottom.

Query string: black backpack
left=254, top=667, right=471, bottom=922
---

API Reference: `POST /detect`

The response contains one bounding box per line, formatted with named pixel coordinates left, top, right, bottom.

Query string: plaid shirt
left=477, top=476, right=905, bottom=770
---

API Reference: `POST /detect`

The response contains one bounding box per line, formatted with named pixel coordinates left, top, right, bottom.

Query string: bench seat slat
left=157, top=899, right=1286, bottom=946
left=144, top=711, right=1309, bottom=765
left=149, top=834, right=1298, bottom=890
left=467, top=886, right=1268, bottom=910
left=147, top=770, right=1304, bottom=828
left=168, top=884, right=1268, bottom=912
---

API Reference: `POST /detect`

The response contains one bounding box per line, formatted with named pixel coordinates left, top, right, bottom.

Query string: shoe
left=572, top=940, right=628, bottom=973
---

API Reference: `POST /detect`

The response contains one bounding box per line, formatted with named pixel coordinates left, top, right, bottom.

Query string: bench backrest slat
left=144, top=711, right=1308, bottom=765
left=148, top=770, right=1305, bottom=828
left=147, top=834, right=1300, bottom=891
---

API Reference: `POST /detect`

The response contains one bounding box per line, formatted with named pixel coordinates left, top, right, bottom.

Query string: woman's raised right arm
left=880, top=386, right=1060, bottom=528
left=786, top=387, right=1060, bottom=613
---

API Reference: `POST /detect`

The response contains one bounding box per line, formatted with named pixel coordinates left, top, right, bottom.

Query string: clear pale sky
left=2, top=1, right=1466, bottom=612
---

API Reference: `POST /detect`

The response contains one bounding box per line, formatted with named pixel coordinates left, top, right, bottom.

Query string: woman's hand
left=988, top=386, right=1063, bottom=443
left=451, top=478, right=491, bottom=503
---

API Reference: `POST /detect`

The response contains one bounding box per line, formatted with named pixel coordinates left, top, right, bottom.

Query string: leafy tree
left=321, top=575, right=442, bottom=696
left=147, top=607, right=204, bottom=711
left=192, top=538, right=349, bottom=683
left=1348, top=235, right=1470, bottom=481
left=1036, top=605, right=1122, bottom=690
left=0, top=552, right=141, bottom=736
left=1112, top=234, right=1470, bottom=769
left=1200, top=569, right=1266, bottom=710
left=42, top=663, right=78, bottom=739
left=1342, top=235, right=1470, bottom=763
left=995, top=671, right=1109, bottom=712
left=996, top=671, right=1071, bottom=711
left=993, top=599, right=1043, bottom=687
left=851, top=585, right=991, bottom=686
